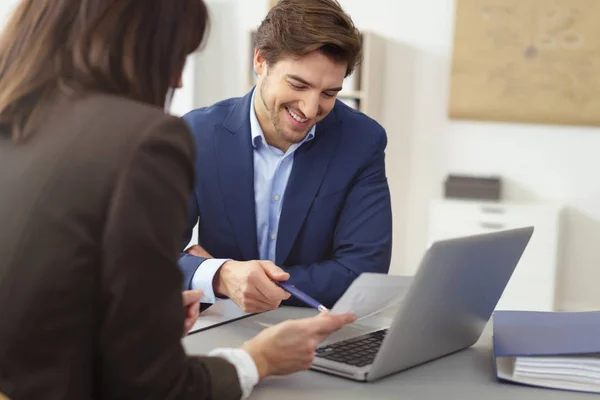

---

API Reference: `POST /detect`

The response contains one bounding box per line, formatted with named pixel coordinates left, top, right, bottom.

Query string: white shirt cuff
left=190, top=258, right=230, bottom=303
left=208, top=348, right=259, bottom=400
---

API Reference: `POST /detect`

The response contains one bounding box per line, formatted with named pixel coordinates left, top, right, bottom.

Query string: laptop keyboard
left=315, top=328, right=388, bottom=367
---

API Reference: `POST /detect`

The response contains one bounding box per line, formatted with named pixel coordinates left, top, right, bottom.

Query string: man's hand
left=185, top=244, right=212, bottom=258
left=242, top=311, right=357, bottom=380
left=182, top=289, right=203, bottom=336
left=214, top=260, right=291, bottom=313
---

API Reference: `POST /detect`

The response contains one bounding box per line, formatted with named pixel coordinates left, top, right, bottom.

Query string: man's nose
left=299, top=93, right=320, bottom=119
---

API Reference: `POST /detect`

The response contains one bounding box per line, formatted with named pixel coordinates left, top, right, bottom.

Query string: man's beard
left=259, top=82, right=309, bottom=145
left=260, top=85, right=288, bottom=142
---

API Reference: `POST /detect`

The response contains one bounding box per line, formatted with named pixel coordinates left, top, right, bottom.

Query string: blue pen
left=276, top=281, right=328, bottom=312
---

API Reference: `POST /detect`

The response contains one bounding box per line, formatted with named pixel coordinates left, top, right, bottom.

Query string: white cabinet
left=427, top=199, right=562, bottom=312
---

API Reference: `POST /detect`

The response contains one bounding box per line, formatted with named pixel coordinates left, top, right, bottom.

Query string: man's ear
left=253, top=48, right=266, bottom=75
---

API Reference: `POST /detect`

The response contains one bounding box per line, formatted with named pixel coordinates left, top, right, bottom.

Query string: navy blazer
left=179, top=90, right=392, bottom=308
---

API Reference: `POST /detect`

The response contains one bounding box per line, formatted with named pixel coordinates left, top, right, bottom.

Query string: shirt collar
left=249, top=89, right=316, bottom=150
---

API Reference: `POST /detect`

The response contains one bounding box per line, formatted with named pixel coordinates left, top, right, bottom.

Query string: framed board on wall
left=449, top=0, right=600, bottom=127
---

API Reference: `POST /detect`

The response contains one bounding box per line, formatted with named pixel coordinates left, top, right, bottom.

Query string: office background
left=2, top=0, right=597, bottom=311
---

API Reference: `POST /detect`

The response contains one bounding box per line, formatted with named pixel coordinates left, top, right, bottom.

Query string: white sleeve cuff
left=190, top=258, right=230, bottom=303
left=208, top=348, right=259, bottom=400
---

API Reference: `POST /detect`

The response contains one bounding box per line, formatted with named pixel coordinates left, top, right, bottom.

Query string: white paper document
left=188, top=299, right=251, bottom=334
left=330, top=273, right=412, bottom=320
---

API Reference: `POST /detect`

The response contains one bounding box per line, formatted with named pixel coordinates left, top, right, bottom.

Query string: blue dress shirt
left=191, top=91, right=315, bottom=302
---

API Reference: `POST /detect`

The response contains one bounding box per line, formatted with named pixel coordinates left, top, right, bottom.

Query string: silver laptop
left=311, top=226, right=534, bottom=382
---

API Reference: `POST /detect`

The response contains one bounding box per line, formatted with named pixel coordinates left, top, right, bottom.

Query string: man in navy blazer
left=179, top=0, right=392, bottom=311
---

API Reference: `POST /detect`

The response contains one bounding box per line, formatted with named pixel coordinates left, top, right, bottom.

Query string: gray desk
left=183, top=307, right=595, bottom=400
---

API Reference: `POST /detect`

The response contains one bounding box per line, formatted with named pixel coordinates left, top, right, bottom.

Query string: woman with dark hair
left=0, top=1, right=355, bottom=399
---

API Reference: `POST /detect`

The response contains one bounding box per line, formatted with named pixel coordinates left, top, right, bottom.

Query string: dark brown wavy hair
left=0, top=0, right=209, bottom=142
left=254, top=0, right=362, bottom=77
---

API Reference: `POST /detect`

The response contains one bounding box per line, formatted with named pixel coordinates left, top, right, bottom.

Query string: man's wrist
left=213, top=260, right=231, bottom=298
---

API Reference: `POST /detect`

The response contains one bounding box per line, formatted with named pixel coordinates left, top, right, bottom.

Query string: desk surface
left=182, top=307, right=595, bottom=400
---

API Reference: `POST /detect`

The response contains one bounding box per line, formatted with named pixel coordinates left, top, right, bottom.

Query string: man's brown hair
left=0, top=0, right=209, bottom=143
left=254, top=0, right=362, bottom=77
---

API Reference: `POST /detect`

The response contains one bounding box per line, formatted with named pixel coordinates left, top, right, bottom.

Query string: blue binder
left=492, top=310, right=600, bottom=393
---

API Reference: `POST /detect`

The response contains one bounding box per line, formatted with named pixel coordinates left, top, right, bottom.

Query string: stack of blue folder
left=492, top=310, right=600, bottom=394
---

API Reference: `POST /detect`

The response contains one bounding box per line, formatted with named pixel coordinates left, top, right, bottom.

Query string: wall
left=194, top=0, right=600, bottom=311
left=0, top=0, right=18, bottom=25
left=170, top=57, right=197, bottom=117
